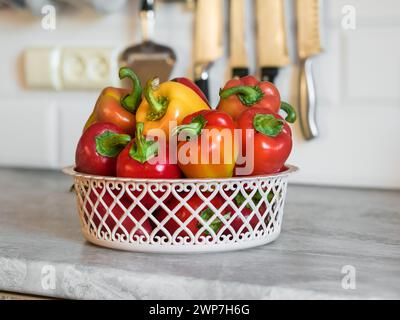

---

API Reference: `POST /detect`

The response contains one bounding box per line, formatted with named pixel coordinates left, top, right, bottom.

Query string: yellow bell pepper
left=136, top=78, right=210, bottom=140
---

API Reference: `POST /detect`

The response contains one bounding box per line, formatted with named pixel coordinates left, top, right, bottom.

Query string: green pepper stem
left=144, top=78, right=169, bottom=121
left=172, top=115, right=208, bottom=139
left=129, top=122, right=159, bottom=164
left=235, top=191, right=274, bottom=209
left=253, top=114, right=284, bottom=138
left=199, top=208, right=231, bottom=236
left=119, top=67, right=142, bottom=114
left=219, top=85, right=264, bottom=106
left=280, top=101, right=297, bottom=124
left=95, top=131, right=131, bottom=158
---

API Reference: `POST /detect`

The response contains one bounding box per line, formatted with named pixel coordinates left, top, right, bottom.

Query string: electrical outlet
left=24, top=47, right=121, bottom=90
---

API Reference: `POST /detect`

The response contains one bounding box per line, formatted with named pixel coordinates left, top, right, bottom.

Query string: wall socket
left=24, top=47, right=121, bottom=90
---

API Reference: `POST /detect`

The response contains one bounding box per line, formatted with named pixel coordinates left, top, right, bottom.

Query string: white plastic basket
left=63, top=165, right=297, bottom=253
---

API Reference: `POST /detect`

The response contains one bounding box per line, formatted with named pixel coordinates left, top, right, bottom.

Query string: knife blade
left=229, top=0, right=249, bottom=78
left=193, top=0, right=224, bottom=100
left=255, top=0, right=289, bottom=83
left=296, top=0, right=322, bottom=140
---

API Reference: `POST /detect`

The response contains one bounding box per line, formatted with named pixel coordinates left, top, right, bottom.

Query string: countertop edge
left=0, top=256, right=375, bottom=300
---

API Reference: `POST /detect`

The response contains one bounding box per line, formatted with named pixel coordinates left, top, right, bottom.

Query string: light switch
left=24, top=47, right=121, bottom=90
left=24, top=47, right=59, bottom=89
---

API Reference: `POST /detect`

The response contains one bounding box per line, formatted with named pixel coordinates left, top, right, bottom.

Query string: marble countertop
left=0, top=168, right=399, bottom=300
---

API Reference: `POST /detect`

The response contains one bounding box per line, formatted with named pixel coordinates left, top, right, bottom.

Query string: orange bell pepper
left=173, top=110, right=238, bottom=178
left=84, top=68, right=142, bottom=136
left=135, top=78, right=210, bottom=140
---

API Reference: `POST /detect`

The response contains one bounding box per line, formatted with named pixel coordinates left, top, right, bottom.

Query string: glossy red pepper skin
left=217, top=76, right=281, bottom=121
left=155, top=192, right=267, bottom=238
left=155, top=191, right=272, bottom=237
left=172, top=77, right=210, bottom=106
left=236, top=107, right=293, bottom=176
left=175, top=110, right=238, bottom=179
left=86, top=190, right=153, bottom=239
left=224, top=207, right=261, bottom=235
left=181, top=109, right=234, bottom=128
left=117, top=142, right=181, bottom=207
left=117, top=141, right=182, bottom=179
left=75, top=123, right=131, bottom=177
left=116, top=123, right=182, bottom=206
left=155, top=193, right=226, bottom=238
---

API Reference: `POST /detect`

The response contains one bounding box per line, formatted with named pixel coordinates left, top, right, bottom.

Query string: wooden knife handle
left=299, top=58, right=319, bottom=140
left=194, top=0, right=223, bottom=63
left=256, top=0, right=289, bottom=68
left=230, top=0, right=248, bottom=71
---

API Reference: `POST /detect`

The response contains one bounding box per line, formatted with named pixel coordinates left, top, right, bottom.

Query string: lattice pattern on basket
left=71, top=171, right=291, bottom=247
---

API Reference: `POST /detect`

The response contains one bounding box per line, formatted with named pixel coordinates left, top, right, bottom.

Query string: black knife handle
left=261, top=67, right=279, bottom=84
left=195, top=78, right=210, bottom=101
left=232, top=68, right=249, bottom=79
left=141, top=0, right=154, bottom=12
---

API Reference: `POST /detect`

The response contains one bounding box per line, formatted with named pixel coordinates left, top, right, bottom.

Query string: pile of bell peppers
left=75, top=68, right=296, bottom=237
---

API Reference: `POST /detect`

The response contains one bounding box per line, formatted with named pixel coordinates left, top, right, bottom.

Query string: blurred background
left=0, top=0, right=399, bottom=189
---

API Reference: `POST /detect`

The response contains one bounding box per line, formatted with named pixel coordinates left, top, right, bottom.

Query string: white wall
left=0, top=0, right=399, bottom=189
left=289, top=0, right=400, bottom=189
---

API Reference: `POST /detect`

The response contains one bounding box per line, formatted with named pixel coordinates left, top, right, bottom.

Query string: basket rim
left=62, top=164, right=298, bottom=183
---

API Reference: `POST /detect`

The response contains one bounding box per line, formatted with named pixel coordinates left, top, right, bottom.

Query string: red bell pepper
left=184, top=191, right=264, bottom=237
left=236, top=107, right=294, bottom=176
left=224, top=207, right=260, bottom=235
left=155, top=193, right=229, bottom=238
left=155, top=191, right=273, bottom=238
left=116, top=122, right=182, bottom=206
left=223, top=192, right=272, bottom=235
left=86, top=190, right=153, bottom=239
left=75, top=123, right=131, bottom=176
left=172, top=77, right=210, bottom=106
left=173, top=110, right=237, bottom=178
left=217, top=75, right=296, bottom=123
